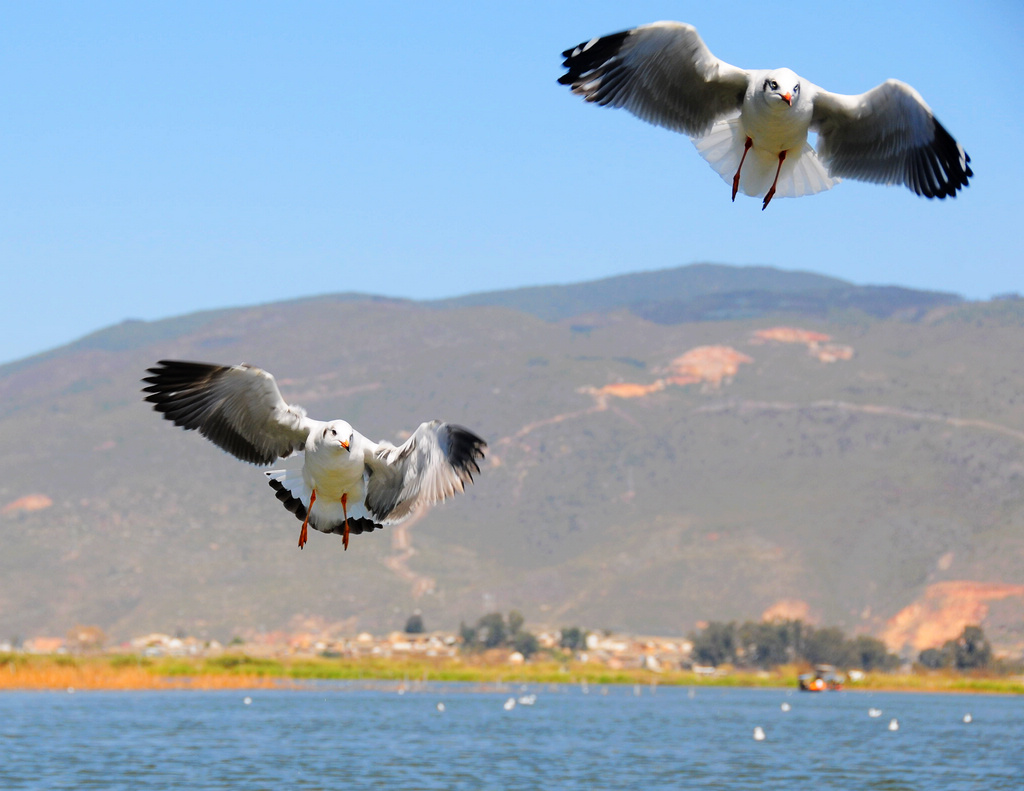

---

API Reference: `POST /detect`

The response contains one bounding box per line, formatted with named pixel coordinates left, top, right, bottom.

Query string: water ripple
left=0, top=686, right=1020, bottom=790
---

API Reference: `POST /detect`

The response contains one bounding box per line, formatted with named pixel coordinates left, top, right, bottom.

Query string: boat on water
left=798, top=665, right=845, bottom=691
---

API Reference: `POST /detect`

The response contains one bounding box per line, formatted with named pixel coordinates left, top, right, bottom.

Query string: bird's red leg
left=762, top=150, right=787, bottom=210
left=298, top=489, right=316, bottom=549
left=341, top=493, right=350, bottom=551
left=732, top=137, right=753, bottom=201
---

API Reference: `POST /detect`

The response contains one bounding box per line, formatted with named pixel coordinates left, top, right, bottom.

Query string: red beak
left=782, top=93, right=793, bottom=106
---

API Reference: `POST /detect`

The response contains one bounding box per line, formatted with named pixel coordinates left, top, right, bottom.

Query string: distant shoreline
left=1, top=654, right=1021, bottom=695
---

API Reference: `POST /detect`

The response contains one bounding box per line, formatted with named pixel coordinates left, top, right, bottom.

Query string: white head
left=316, top=420, right=354, bottom=454
left=760, top=68, right=801, bottom=108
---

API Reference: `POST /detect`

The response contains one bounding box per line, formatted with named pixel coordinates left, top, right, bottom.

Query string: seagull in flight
left=559, top=21, right=971, bottom=209
left=143, top=360, right=486, bottom=550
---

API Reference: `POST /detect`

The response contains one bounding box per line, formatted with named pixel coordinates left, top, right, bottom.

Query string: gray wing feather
left=559, top=21, right=749, bottom=136
left=811, top=79, right=971, bottom=198
left=142, top=360, right=315, bottom=465
left=363, top=421, right=486, bottom=524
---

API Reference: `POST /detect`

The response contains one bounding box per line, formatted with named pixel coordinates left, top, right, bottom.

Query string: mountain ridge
left=3, top=263, right=963, bottom=373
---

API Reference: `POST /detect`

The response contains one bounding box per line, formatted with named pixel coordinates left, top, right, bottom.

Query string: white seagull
left=143, top=360, right=486, bottom=550
left=559, top=21, right=971, bottom=209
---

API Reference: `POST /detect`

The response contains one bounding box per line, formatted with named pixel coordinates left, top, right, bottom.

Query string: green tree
left=953, top=625, right=992, bottom=670
left=507, top=610, right=525, bottom=638
left=477, top=612, right=507, bottom=649
left=918, top=646, right=953, bottom=669
left=737, top=621, right=788, bottom=668
left=802, top=627, right=854, bottom=667
left=848, top=635, right=899, bottom=671
left=691, top=622, right=736, bottom=666
left=560, top=626, right=588, bottom=652
left=511, top=631, right=540, bottom=659
left=404, top=613, right=425, bottom=634
left=773, top=619, right=807, bottom=663
left=458, top=621, right=478, bottom=649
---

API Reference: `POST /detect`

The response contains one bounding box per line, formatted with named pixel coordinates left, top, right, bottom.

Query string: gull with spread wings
left=559, top=21, right=971, bottom=208
left=143, top=360, right=486, bottom=550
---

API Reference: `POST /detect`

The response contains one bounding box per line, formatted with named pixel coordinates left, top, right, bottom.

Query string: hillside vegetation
left=1, top=264, right=1022, bottom=655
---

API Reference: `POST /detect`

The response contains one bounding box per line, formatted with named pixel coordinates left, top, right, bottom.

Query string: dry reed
left=0, top=657, right=283, bottom=691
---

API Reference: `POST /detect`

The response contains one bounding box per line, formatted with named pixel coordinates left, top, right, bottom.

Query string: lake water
left=0, top=683, right=1020, bottom=790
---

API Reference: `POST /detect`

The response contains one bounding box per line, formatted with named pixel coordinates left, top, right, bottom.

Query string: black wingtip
left=911, top=118, right=972, bottom=199
left=141, top=359, right=276, bottom=466
left=441, top=424, right=487, bottom=477
left=558, top=30, right=631, bottom=88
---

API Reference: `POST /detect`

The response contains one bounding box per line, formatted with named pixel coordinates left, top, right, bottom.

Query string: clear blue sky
left=2, top=1, right=1021, bottom=365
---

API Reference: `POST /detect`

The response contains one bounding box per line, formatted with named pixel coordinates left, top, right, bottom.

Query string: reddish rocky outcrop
left=752, top=327, right=832, bottom=345
left=2, top=494, right=53, bottom=515
left=752, top=326, right=854, bottom=363
left=664, top=346, right=754, bottom=388
left=881, top=581, right=1024, bottom=653
left=590, top=345, right=753, bottom=401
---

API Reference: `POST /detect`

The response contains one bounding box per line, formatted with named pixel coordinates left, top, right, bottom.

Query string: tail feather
left=692, top=117, right=839, bottom=199
left=266, top=469, right=311, bottom=520
left=264, top=469, right=383, bottom=539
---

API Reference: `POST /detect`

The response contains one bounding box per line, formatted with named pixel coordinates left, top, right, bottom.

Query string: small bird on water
left=143, top=360, right=486, bottom=550
left=559, top=21, right=971, bottom=209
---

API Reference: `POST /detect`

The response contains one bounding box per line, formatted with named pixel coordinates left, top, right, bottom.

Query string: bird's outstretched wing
left=810, top=79, right=971, bottom=198
left=362, top=422, right=486, bottom=524
left=142, top=360, right=317, bottom=465
left=559, top=21, right=749, bottom=137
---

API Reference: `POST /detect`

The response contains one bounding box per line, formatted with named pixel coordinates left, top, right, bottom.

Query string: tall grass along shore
left=2, top=653, right=1021, bottom=694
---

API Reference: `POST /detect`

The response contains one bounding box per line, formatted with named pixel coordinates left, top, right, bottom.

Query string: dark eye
left=329, top=428, right=336, bottom=436
left=770, top=80, right=778, bottom=90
